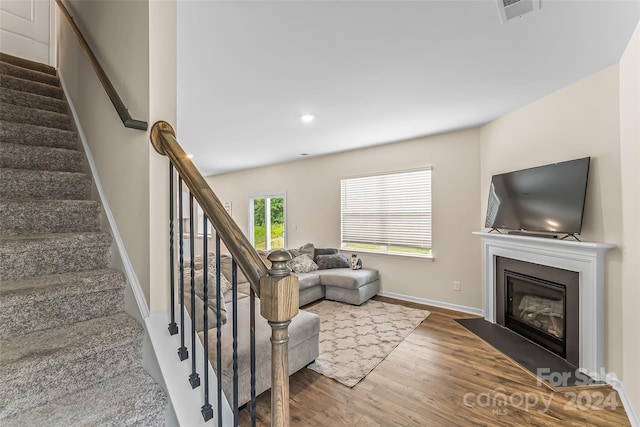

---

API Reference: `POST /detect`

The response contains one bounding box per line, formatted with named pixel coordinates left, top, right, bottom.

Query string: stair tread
left=0, top=167, right=89, bottom=177
left=0, top=231, right=112, bottom=247
left=0, top=168, right=92, bottom=201
left=0, top=61, right=60, bottom=87
left=0, top=268, right=125, bottom=303
left=0, top=200, right=100, bottom=237
left=2, top=369, right=166, bottom=427
left=0, top=120, right=78, bottom=150
left=0, top=101, right=74, bottom=130
left=0, top=73, right=64, bottom=99
left=0, top=86, right=68, bottom=114
left=0, top=141, right=84, bottom=172
left=0, top=52, right=57, bottom=76
left=0, top=312, right=141, bottom=377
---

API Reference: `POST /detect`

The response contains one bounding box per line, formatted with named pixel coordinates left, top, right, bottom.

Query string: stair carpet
left=0, top=53, right=166, bottom=426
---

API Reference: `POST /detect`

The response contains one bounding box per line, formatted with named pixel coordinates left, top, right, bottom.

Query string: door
left=0, top=0, right=53, bottom=65
left=248, top=193, right=286, bottom=251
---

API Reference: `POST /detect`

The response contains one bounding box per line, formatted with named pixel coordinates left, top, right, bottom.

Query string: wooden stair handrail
left=55, top=0, right=148, bottom=131
left=150, top=121, right=268, bottom=295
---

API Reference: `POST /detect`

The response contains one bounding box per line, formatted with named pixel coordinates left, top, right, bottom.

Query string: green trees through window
left=250, top=194, right=286, bottom=250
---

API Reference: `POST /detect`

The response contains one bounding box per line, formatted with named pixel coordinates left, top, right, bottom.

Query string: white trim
left=377, top=290, right=484, bottom=316
left=48, top=0, right=55, bottom=66
left=473, top=231, right=615, bottom=376
left=145, top=309, right=233, bottom=426
left=606, top=373, right=640, bottom=427
left=59, top=72, right=150, bottom=318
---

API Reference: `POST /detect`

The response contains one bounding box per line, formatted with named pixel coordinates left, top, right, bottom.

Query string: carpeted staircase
left=0, top=53, right=167, bottom=426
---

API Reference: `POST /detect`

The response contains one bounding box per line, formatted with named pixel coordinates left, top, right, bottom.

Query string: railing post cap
left=150, top=121, right=176, bottom=155
left=267, top=249, right=292, bottom=277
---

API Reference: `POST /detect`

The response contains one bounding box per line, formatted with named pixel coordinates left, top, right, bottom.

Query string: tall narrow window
left=248, top=193, right=286, bottom=251
left=341, top=168, right=432, bottom=257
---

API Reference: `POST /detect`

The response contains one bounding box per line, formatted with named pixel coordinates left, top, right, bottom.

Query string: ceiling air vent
left=497, top=0, right=540, bottom=23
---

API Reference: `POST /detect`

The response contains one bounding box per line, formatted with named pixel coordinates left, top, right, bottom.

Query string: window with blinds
left=340, top=168, right=432, bottom=257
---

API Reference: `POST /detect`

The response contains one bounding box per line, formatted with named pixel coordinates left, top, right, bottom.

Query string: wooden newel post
left=260, top=249, right=299, bottom=427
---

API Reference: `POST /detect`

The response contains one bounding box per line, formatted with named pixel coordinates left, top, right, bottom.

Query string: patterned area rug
left=305, top=299, right=430, bottom=387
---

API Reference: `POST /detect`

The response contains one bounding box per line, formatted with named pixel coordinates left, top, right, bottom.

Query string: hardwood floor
left=239, top=297, right=630, bottom=426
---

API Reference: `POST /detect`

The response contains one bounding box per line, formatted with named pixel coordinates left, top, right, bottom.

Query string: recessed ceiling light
left=300, top=114, right=315, bottom=123
left=187, top=154, right=194, bottom=159
left=300, top=153, right=309, bottom=156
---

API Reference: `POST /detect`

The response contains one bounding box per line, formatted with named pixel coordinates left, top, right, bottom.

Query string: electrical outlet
left=453, top=281, right=461, bottom=291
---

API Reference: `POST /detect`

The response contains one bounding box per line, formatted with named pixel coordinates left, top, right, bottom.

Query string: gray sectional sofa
left=254, top=244, right=381, bottom=307
left=188, top=244, right=380, bottom=407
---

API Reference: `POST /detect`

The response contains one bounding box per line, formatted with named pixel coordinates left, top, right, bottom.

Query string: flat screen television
left=484, top=157, right=590, bottom=235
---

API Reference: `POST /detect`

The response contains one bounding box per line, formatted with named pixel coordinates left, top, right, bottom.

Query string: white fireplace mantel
left=473, top=231, right=615, bottom=374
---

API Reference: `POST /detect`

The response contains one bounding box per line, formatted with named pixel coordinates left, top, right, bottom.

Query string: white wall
left=208, top=129, right=482, bottom=310
left=619, top=22, right=640, bottom=416
left=57, top=0, right=175, bottom=312
left=479, top=65, right=624, bottom=378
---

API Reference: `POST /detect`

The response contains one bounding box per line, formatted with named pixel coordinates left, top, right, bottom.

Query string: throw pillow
left=287, top=254, right=319, bottom=274
left=315, top=253, right=350, bottom=270
left=287, top=248, right=301, bottom=258
left=297, top=243, right=315, bottom=259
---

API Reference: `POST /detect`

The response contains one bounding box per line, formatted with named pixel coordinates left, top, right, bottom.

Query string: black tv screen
left=485, top=157, right=590, bottom=235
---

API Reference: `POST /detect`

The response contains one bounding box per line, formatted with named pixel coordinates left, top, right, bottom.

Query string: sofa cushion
left=296, top=272, right=321, bottom=291
left=287, top=254, right=318, bottom=274
left=315, top=253, right=350, bottom=270
left=317, top=268, right=379, bottom=290
left=200, top=297, right=320, bottom=378
left=219, top=254, right=249, bottom=285
left=182, top=257, right=232, bottom=326
left=314, top=247, right=338, bottom=259
left=183, top=291, right=226, bottom=330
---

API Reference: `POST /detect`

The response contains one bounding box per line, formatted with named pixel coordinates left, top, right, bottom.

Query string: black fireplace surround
left=495, top=257, right=579, bottom=366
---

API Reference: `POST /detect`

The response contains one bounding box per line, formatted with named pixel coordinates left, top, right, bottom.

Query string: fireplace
left=474, top=232, right=615, bottom=373
left=495, top=257, right=579, bottom=366
left=505, top=271, right=566, bottom=357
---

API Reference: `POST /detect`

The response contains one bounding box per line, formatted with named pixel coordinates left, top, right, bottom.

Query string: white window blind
left=341, top=168, right=432, bottom=251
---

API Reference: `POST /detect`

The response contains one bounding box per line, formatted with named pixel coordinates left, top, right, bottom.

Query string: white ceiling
left=176, top=1, right=639, bottom=176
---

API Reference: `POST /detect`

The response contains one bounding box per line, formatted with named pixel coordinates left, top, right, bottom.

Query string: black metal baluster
left=250, top=284, right=256, bottom=427
left=215, top=235, right=223, bottom=427
left=189, top=193, right=201, bottom=389
left=232, top=261, right=239, bottom=425
left=201, top=214, right=213, bottom=421
left=168, top=163, right=178, bottom=336
left=177, top=178, right=188, bottom=361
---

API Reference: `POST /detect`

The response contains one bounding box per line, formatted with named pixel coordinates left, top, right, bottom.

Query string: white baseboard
left=377, top=291, right=484, bottom=316
left=607, top=373, right=639, bottom=427
left=59, top=73, right=150, bottom=318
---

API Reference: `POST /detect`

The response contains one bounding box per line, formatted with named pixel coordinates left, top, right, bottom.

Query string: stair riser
left=0, top=74, right=63, bottom=99
left=0, top=87, right=68, bottom=114
left=0, top=103, right=74, bottom=131
left=0, top=201, right=100, bottom=236
left=0, top=339, right=142, bottom=420
left=0, top=143, right=84, bottom=173
left=0, top=245, right=111, bottom=280
left=0, top=171, right=92, bottom=201
left=0, top=62, right=60, bottom=87
left=0, top=287, right=124, bottom=339
left=0, top=120, right=78, bottom=150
